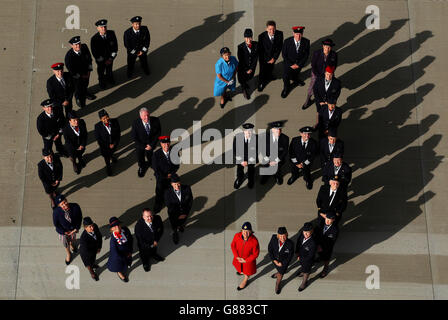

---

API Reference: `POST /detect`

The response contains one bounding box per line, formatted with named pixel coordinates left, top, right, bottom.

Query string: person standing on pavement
left=79, top=216, right=102, bottom=281
left=268, top=226, right=294, bottom=294
left=107, top=217, right=133, bottom=282
left=214, top=47, right=238, bottom=108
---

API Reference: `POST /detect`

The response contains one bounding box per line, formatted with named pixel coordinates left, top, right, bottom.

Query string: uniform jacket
left=64, top=44, right=93, bottom=78
left=313, top=75, right=342, bottom=105
left=258, top=30, right=284, bottom=62
left=318, top=105, right=343, bottom=133
left=295, top=233, right=317, bottom=270
left=314, top=223, right=339, bottom=260
left=282, top=36, right=310, bottom=68
left=134, top=215, right=164, bottom=252
left=152, top=147, right=180, bottom=180
left=79, top=223, right=103, bottom=265
left=260, top=131, right=289, bottom=164
left=63, top=119, right=88, bottom=150
left=37, top=110, right=65, bottom=139
left=268, top=235, right=294, bottom=273
left=237, top=41, right=258, bottom=72
left=90, top=30, right=118, bottom=63
left=107, top=226, right=133, bottom=273
left=311, top=49, right=338, bottom=77
left=322, top=161, right=352, bottom=187
left=38, top=156, right=63, bottom=193
left=52, top=203, right=82, bottom=235
left=131, top=117, right=161, bottom=151
left=320, top=138, right=345, bottom=167
left=46, top=73, right=74, bottom=107
left=289, top=136, right=317, bottom=166
left=316, top=184, right=348, bottom=215
left=233, top=133, right=258, bottom=164
left=123, top=26, right=150, bottom=55
left=164, top=184, right=193, bottom=220
left=231, top=232, right=260, bottom=276
left=94, top=118, right=121, bottom=155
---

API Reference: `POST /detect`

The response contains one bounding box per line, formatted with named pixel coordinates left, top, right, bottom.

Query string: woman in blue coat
left=214, top=47, right=238, bottom=108
left=107, top=216, right=133, bottom=282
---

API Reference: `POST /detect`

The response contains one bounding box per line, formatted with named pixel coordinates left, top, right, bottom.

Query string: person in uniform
left=260, top=121, right=289, bottom=185
left=107, top=217, right=133, bottom=282
left=281, top=26, right=310, bottom=98
left=164, top=174, right=193, bottom=245
left=295, top=222, right=317, bottom=292
left=153, top=136, right=180, bottom=213
left=316, top=175, right=348, bottom=226
left=313, top=65, right=341, bottom=113
left=314, top=101, right=343, bottom=141
left=37, top=148, right=63, bottom=208
left=233, top=123, right=258, bottom=189
left=79, top=216, right=102, bottom=281
left=319, top=127, right=344, bottom=169
left=90, top=19, right=118, bottom=89
left=214, top=47, right=238, bottom=108
left=303, top=39, right=337, bottom=110
left=237, top=28, right=258, bottom=100
left=65, top=36, right=94, bottom=109
left=46, top=62, right=74, bottom=117
left=134, top=208, right=165, bottom=272
left=314, top=211, right=339, bottom=278
left=63, top=111, right=87, bottom=174
left=287, top=126, right=317, bottom=189
left=322, top=153, right=352, bottom=192
left=257, top=20, right=283, bottom=91
left=123, top=16, right=150, bottom=77
left=52, top=194, right=82, bottom=265
left=131, top=107, right=161, bottom=177
left=268, top=226, right=294, bottom=294
left=36, top=99, right=66, bottom=156
left=94, top=109, right=121, bottom=176
left=231, top=222, right=260, bottom=291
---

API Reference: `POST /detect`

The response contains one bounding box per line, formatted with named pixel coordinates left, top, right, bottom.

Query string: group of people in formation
left=36, top=15, right=353, bottom=293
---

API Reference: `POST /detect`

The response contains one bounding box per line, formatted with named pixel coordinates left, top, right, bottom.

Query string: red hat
left=292, top=26, right=305, bottom=33
left=325, top=65, right=336, bottom=74
left=51, top=62, right=64, bottom=70
left=158, top=136, right=170, bottom=143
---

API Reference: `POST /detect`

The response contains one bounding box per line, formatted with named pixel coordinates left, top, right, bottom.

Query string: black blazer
left=94, top=119, right=121, bottom=155
left=258, top=30, right=284, bottom=62
left=46, top=73, right=74, bottom=108
left=164, top=184, right=193, bottom=219
left=134, top=215, right=164, bottom=251
left=123, top=26, right=150, bottom=55
left=37, top=156, right=63, bottom=194
left=268, top=235, right=294, bottom=267
left=36, top=110, right=65, bottom=140
left=233, top=133, right=258, bottom=164
left=313, top=75, right=342, bottom=105
left=52, top=203, right=82, bottom=235
left=90, top=30, right=118, bottom=63
left=131, top=117, right=161, bottom=151
left=320, top=138, right=345, bottom=167
left=64, top=44, right=93, bottom=78
left=152, top=147, right=180, bottom=180
left=63, top=119, right=88, bottom=150
left=237, top=41, right=258, bottom=72
left=295, top=233, right=317, bottom=266
left=316, top=184, right=348, bottom=215
left=289, top=136, right=317, bottom=166
left=281, top=36, right=310, bottom=69
left=79, top=223, right=103, bottom=262
left=317, top=105, right=343, bottom=133
left=314, top=223, right=338, bottom=254
left=311, top=49, right=338, bottom=77
left=260, top=131, right=289, bottom=164
left=322, top=161, right=352, bottom=187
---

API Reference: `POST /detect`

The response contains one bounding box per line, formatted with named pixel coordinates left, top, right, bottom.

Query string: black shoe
left=79, top=158, right=86, bottom=168
left=271, top=273, right=278, bottom=279
left=298, top=272, right=304, bottom=277
left=260, top=175, right=269, bottom=185
left=111, top=155, right=118, bottom=163
left=172, top=232, right=179, bottom=245
left=302, top=103, right=310, bottom=110
left=65, top=257, right=72, bottom=265
left=220, top=103, right=225, bottom=109
left=287, top=176, right=297, bottom=185
left=153, top=254, right=165, bottom=262
left=247, top=180, right=254, bottom=189
left=276, top=176, right=283, bottom=185
left=99, top=81, right=107, bottom=89
left=71, top=245, right=77, bottom=253
left=298, top=282, right=307, bottom=292
left=138, top=167, right=145, bottom=178
left=143, top=264, right=151, bottom=272
left=257, top=83, right=264, bottom=92
left=275, top=287, right=281, bottom=294
left=106, top=166, right=113, bottom=176
left=306, top=181, right=313, bottom=190
left=237, top=285, right=246, bottom=291
left=236, top=272, right=243, bottom=276
left=281, top=88, right=288, bottom=98
left=91, top=273, right=99, bottom=281
left=319, top=269, right=329, bottom=278
left=118, top=274, right=129, bottom=282
left=92, top=264, right=100, bottom=269
left=234, top=179, right=242, bottom=190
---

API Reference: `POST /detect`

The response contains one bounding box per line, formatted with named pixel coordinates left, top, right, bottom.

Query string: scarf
left=113, top=230, right=128, bottom=245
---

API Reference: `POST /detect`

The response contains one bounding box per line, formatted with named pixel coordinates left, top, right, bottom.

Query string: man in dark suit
left=233, top=123, right=258, bottom=189
left=153, top=136, right=180, bottom=213
left=65, top=36, right=95, bottom=109
left=268, top=227, right=294, bottom=294
left=295, top=222, right=317, bottom=292
left=134, top=208, right=165, bottom=272
left=38, top=148, right=63, bottom=208
left=63, top=111, right=87, bottom=174
left=313, top=65, right=341, bottom=113
left=36, top=99, right=66, bottom=155
left=237, top=28, right=258, bottom=100
left=314, top=211, right=339, bottom=278
left=94, top=109, right=121, bottom=176
left=123, top=16, right=150, bottom=77
left=281, top=26, right=310, bottom=98
left=91, top=19, right=118, bottom=89
left=319, top=127, right=344, bottom=169
left=164, top=174, right=193, bottom=245
left=260, top=121, right=289, bottom=185
left=46, top=62, right=74, bottom=117
left=316, top=175, right=348, bottom=226
left=315, top=102, right=343, bottom=141
left=287, top=126, right=317, bottom=189
left=131, top=107, right=161, bottom=177
left=79, top=217, right=102, bottom=281
left=257, top=20, right=283, bottom=91
left=303, top=38, right=338, bottom=109
left=322, top=154, right=352, bottom=192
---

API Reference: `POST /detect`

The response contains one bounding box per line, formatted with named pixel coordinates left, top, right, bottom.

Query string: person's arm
left=267, top=237, right=276, bottom=261
left=83, top=44, right=93, bottom=72
left=79, top=120, right=88, bottom=147
left=154, top=215, right=164, bottom=242
left=142, top=27, right=150, bottom=53
left=249, top=43, right=258, bottom=71
left=244, top=238, right=260, bottom=263
left=94, top=124, right=107, bottom=150
left=110, top=31, right=118, bottom=59
left=289, top=139, right=298, bottom=165
left=90, top=35, right=101, bottom=61
left=272, top=31, right=283, bottom=60
left=230, top=234, right=239, bottom=258
left=131, top=121, right=145, bottom=149
left=297, top=39, right=310, bottom=68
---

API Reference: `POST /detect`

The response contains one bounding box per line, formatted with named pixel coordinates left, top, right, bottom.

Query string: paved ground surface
left=1, top=0, right=447, bottom=299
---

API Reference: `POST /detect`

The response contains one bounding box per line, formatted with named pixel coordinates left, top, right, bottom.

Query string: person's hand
left=78, top=146, right=84, bottom=151
left=236, top=257, right=244, bottom=263
left=298, top=163, right=304, bottom=169
left=247, top=69, right=253, bottom=74
left=336, top=212, right=340, bottom=216
left=291, top=64, right=298, bottom=69
left=179, top=214, right=187, bottom=220
left=145, top=145, right=151, bottom=151
left=324, top=130, right=328, bottom=135
left=97, top=249, right=101, bottom=254
left=137, top=51, right=143, bottom=56
left=297, top=256, right=300, bottom=261
left=167, top=173, right=172, bottom=178
left=239, top=258, right=246, bottom=263
left=268, top=58, right=275, bottom=64
left=320, top=102, right=326, bottom=105
left=153, top=241, right=158, bottom=247
left=320, top=213, right=327, bottom=219
left=62, top=101, right=69, bottom=106
left=105, top=59, right=112, bottom=65
left=227, top=79, right=234, bottom=86
left=241, top=161, right=248, bottom=167
left=109, top=144, right=114, bottom=149
left=51, top=181, right=58, bottom=187
left=269, top=161, right=278, bottom=166
left=296, top=164, right=301, bottom=168
left=53, top=134, right=59, bottom=141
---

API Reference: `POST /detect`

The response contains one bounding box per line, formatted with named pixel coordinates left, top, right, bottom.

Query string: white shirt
left=325, top=79, right=332, bottom=91
left=133, top=28, right=140, bottom=34
left=323, top=224, right=332, bottom=234
left=145, top=221, right=153, bottom=231
left=329, top=188, right=337, bottom=206
left=174, top=189, right=182, bottom=201
left=71, top=125, right=80, bottom=136
left=56, top=76, right=66, bottom=88
left=269, top=34, right=274, bottom=41
left=142, top=120, right=150, bottom=133
left=329, top=143, right=334, bottom=153
left=278, top=240, right=285, bottom=252
left=103, top=122, right=111, bottom=135
left=47, top=162, right=53, bottom=170
left=88, top=232, right=97, bottom=240
left=45, top=112, right=53, bottom=118
left=163, top=150, right=170, bottom=160
left=302, top=237, right=311, bottom=245
left=328, top=109, right=334, bottom=119
left=294, top=39, right=301, bottom=52
left=334, top=165, right=341, bottom=175
left=301, top=138, right=308, bottom=149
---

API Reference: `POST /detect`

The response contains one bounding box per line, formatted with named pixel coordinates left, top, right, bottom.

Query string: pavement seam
left=14, top=0, right=39, bottom=300
left=406, top=0, right=436, bottom=300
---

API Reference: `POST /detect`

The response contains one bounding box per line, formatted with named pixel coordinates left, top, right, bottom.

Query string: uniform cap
left=299, top=126, right=313, bottom=133
left=40, top=99, right=53, bottom=107
left=328, top=127, right=338, bottom=137
left=322, top=39, right=335, bottom=47
left=83, top=216, right=94, bottom=226
left=170, top=173, right=180, bottom=183
left=54, top=194, right=66, bottom=206
left=326, top=211, right=336, bottom=219
left=130, top=16, right=142, bottom=23
left=98, top=109, right=109, bottom=119
left=330, top=174, right=340, bottom=181
left=242, top=123, right=254, bottom=130
left=109, top=216, right=121, bottom=227
left=67, top=110, right=79, bottom=119
left=69, top=36, right=81, bottom=44
left=325, top=65, right=336, bottom=74
left=158, top=135, right=170, bottom=143
left=42, top=148, right=52, bottom=156
left=244, top=28, right=253, bottom=38
left=51, top=62, right=64, bottom=70
left=292, top=26, right=305, bottom=33
left=241, top=221, right=252, bottom=231
left=277, top=226, right=287, bottom=235
left=220, top=47, right=231, bottom=55
left=268, top=121, right=284, bottom=129
left=302, top=222, right=313, bottom=231
left=95, top=19, right=107, bottom=27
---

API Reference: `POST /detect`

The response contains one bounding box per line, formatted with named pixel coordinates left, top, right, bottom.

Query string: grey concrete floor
left=0, top=0, right=447, bottom=299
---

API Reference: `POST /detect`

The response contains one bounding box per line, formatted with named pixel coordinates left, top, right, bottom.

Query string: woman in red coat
left=231, top=221, right=260, bottom=290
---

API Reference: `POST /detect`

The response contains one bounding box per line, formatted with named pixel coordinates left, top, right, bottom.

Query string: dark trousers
left=100, top=146, right=118, bottom=168
left=290, top=163, right=312, bottom=183
left=282, top=66, right=302, bottom=89
left=136, top=148, right=153, bottom=169
left=139, top=246, right=157, bottom=266
left=259, top=60, right=275, bottom=85
left=43, top=136, right=65, bottom=154
left=238, top=69, right=255, bottom=90
left=65, top=145, right=85, bottom=162
left=127, top=53, right=149, bottom=76
left=236, top=164, right=255, bottom=183
left=261, top=161, right=284, bottom=179
left=155, top=177, right=170, bottom=208
left=168, top=213, right=188, bottom=231
left=97, top=61, right=114, bottom=83
left=73, top=76, right=89, bottom=107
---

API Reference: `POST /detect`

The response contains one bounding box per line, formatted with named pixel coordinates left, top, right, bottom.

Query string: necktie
left=64, top=210, right=71, bottom=223
left=89, top=232, right=97, bottom=240
left=148, top=223, right=153, bottom=232
left=270, top=35, right=274, bottom=43
left=59, top=77, right=66, bottom=88
left=324, top=225, right=330, bottom=233
left=102, top=35, right=106, bottom=40
left=296, top=42, right=300, bottom=52
left=166, top=152, right=170, bottom=160
left=145, top=123, right=150, bottom=135
left=248, top=43, right=252, bottom=49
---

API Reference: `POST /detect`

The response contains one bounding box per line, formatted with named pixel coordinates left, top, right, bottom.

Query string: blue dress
left=213, top=56, right=238, bottom=96
left=107, top=226, right=133, bottom=273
